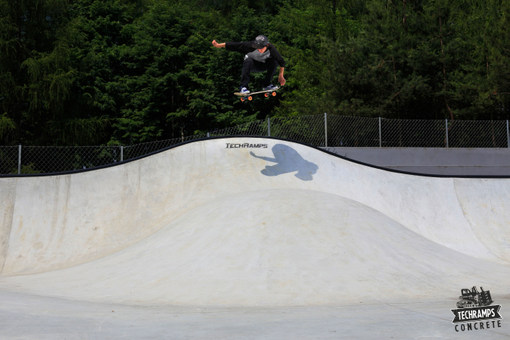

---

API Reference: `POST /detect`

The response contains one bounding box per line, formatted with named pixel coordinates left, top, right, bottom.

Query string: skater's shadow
left=250, top=144, right=318, bottom=181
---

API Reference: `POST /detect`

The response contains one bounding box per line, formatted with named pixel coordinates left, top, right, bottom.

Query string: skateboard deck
left=234, top=87, right=279, bottom=102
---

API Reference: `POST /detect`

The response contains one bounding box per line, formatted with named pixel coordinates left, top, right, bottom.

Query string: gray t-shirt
left=246, top=49, right=271, bottom=63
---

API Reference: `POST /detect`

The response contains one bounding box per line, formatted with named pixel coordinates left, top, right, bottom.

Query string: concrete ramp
left=0, top=137, right=509, bottom=307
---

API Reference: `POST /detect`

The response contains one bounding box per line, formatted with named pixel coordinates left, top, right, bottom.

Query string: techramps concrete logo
left=225, top=142, right=268, bottom=149
left=451, top=286, right=503, bottom=333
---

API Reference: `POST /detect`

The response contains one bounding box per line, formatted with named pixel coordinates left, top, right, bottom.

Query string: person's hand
left=212, top=40, right=224, bottom=48
left=278, top=74, right=286, bottom=86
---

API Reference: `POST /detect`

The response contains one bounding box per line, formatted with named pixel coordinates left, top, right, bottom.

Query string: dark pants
left=241, top=57, right=278, bottom=89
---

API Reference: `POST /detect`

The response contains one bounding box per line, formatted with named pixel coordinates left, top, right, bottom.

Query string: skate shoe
left=263, top=84, right=279, bottom=91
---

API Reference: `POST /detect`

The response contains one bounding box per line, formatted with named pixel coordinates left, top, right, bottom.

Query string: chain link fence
left=1, top=115, right=509, bottom=175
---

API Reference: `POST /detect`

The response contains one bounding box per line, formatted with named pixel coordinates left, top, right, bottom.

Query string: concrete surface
left=1, top=290, right=508, bottom=339
left=0, top=137, right=509, bottom=338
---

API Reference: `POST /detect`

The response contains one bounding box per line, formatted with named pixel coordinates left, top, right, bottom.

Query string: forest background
left=1, top=0, right=509, bottom=146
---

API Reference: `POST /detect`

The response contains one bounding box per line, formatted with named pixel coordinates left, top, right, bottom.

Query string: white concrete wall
left=1, top=138, right=509, bottom=306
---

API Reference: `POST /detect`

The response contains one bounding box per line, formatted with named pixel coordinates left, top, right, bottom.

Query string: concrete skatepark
left=1, top=137, right=509, bottom=338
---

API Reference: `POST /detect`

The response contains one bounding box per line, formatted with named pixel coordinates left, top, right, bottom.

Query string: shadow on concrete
left=250, top=144, right=318, bottom=181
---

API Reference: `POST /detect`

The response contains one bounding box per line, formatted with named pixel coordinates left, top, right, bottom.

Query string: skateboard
left=234, top=87, right=279, bottom=102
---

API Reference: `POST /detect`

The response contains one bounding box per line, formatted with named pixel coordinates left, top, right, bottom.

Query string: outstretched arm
left=250, top=151, right=276, bottom=163
left=212, top=40, right=225, bottom=48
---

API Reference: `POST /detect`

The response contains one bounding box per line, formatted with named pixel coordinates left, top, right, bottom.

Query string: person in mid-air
left=212, top=35, right=286, bottom=94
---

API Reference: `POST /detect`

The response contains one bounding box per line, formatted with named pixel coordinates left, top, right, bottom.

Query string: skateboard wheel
left=264, top=93, right=269, bottom=98
left=248, top=96, right=253, bottom=101
left=271, top=91, right=276, bottom=97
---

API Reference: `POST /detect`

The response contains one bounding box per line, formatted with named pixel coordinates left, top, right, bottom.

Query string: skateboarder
left=212, top=35, right=286, bottom=94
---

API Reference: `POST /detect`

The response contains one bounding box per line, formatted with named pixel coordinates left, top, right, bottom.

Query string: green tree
left=0, top=0, right=20, bottom=143
left=443, top=0, right=510, bottom=119
left=271, top=0, right=362, bottom=117
left=1, top=0, right=508, bottom=147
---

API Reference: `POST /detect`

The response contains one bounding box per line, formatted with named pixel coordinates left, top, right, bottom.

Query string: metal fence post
left=324, top=112, right=328, bottom=147
left=18, top=145, right=22, bottom=175
left=120, top=146, right=124, bottom=162
left=507, top=120, right=509, bottom=148
left=445, top=119, right=449, bottom=148
left=267, top=117, right=271, bottom=137
left=378, top=117, right=382, bottom=147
